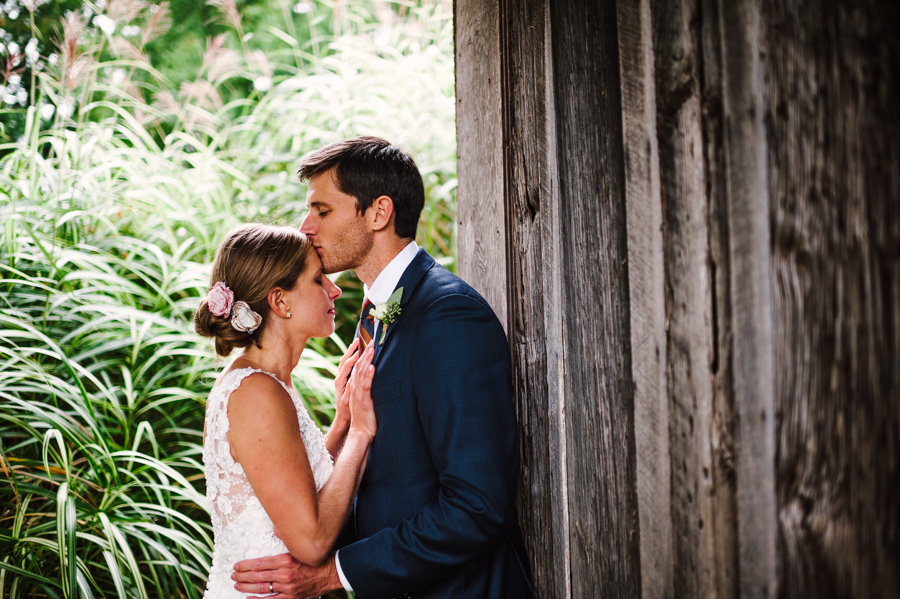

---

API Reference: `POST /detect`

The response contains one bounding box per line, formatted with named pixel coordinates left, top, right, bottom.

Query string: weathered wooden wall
left=763, top=1, right=900, bottom=596
left=456, top=0, right=900, bottom=597
left=492, top=0, right=642, bottom=595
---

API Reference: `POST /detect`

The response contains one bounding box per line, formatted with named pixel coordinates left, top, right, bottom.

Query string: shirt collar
left=363, top=240, right=419, bottom=304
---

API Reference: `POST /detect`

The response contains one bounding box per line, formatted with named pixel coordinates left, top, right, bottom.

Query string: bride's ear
left=369, top=195, right=394, bottom=232
left=267, top=287, right=290, bottom=319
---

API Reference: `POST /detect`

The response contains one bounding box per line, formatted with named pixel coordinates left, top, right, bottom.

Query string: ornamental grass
left=0, top=1, right=455, bottom=596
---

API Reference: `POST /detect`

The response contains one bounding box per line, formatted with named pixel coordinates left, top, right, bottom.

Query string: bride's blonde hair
left=194, top=223, right=312, bottom=356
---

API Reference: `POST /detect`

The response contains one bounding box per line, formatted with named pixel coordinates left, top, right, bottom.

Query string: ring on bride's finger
left=269, top=582, right=274, bottom=594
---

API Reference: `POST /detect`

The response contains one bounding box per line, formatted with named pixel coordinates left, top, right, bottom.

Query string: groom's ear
left=369, top=195, right=395, bottom=233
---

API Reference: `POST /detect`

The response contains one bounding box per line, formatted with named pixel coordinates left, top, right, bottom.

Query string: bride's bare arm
left=227, top=343, right=377, bottom=567
left=323, top=338, right=360, bottom=458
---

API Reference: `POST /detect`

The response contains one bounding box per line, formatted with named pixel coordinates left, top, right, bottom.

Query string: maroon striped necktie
left=358, top=299, right=375, bottom=349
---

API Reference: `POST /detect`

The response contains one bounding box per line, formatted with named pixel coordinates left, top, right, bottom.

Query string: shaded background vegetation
left=0, top=0, right=455, bottom=596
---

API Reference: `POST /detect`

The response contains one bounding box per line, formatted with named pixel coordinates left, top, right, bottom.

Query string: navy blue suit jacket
left=338, top=249, right=534, bottom=599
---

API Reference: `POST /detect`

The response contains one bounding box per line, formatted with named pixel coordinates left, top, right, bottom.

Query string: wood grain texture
left=717, top=0, right=779, bottom=595
left=762, top=1, right=900, bottom=596
left=651, top=0, right=743, bottom=596
left=457, top=0, right=900, bottom=595
left=497, top=0, right=569, bottom=597
left=616, top=1, right=674, bottom=597
left=549, top=0, right=642, bottom=596
left=455, top=0, right=507, bottom=328
left=699, top=0, right=742, bottom=594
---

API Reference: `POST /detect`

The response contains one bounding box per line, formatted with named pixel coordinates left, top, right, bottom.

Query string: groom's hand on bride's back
left=232, top=552, right=341, bottom=599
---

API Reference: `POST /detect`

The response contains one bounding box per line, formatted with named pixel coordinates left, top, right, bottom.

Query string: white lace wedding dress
left=201, top=368, right=334, bottom=598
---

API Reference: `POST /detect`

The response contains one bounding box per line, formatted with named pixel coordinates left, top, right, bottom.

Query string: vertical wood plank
left=615, top=1, right=674, bottom=597
left=455, top=0, right=507, bottom=329
left=762, top=1, right=900, bottom=597
left=550, top=0, right=642, bottom=596
left=539, top=77, right=573, bottom=599
left=497, top=0, right=569, bottom=597
left=717, top=0, right=779, bottom=595
left=652, top=0, right=743, bottom=596
left=535, top=7, right=573, bottom=597
left=698, top=0, right=743, bottom=594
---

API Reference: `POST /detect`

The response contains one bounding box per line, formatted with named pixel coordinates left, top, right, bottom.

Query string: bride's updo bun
left=194, top=223, right=312, bottom=356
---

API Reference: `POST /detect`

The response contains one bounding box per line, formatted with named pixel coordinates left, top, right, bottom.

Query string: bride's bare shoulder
left=228, top=371, right=290, bottom=405
left=225, top=371, right=305, bottom=463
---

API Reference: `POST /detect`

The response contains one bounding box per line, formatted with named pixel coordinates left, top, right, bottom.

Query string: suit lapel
left=371, top=248, right=435, bottom=365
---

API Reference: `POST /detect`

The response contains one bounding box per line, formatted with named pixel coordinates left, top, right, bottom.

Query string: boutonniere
left=370, top=287, right=403, bottom=345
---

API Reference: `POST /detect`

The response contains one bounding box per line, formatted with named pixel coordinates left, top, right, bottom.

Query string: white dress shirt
left=335, top=240, right=419, bottom=591
left=363, top=240, right=419, bottom=340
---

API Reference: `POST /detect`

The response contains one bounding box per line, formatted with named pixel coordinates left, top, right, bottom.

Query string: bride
left=193, top=223, right=375, bottom=598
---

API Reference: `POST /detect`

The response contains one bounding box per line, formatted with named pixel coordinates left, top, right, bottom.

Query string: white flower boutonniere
left=370, top=287, right=403, bottom=345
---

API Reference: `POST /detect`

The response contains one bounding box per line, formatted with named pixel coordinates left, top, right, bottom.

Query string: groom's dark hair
left=297, top=136, right=425, bottom=240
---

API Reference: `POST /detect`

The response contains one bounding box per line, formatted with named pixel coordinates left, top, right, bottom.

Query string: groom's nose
left=299, top=214, right=315, bottom=236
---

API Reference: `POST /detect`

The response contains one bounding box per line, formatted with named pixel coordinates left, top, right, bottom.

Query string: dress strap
left=216, top=367, right=296, bottom=401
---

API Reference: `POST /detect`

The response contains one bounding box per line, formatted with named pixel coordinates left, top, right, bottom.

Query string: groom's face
left=300, top=170, right=373, bottom=274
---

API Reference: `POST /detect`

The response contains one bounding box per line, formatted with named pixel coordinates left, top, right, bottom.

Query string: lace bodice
left=202, top=368, right=334, bottom=598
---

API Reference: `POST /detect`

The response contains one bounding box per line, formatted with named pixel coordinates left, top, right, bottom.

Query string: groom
left=232, top=137, right=534, bottom=598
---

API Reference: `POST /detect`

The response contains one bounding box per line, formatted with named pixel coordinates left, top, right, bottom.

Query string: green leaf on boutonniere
left=373, top=287, right=403, bottom=344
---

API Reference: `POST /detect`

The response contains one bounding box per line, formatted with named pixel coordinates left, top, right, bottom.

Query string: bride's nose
left=326, top=277, right=341, bottom=300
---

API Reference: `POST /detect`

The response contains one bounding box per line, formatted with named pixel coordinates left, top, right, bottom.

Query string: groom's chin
left=319, top=261, right=344, bottom=276
left=314, top=250, right=336, bottom=273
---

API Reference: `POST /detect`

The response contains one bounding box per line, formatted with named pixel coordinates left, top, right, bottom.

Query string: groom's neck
left=355, top=235, right=412, bottom=287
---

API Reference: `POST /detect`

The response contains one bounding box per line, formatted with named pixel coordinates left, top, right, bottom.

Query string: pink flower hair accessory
left=207, top=282, right=235, bottom=317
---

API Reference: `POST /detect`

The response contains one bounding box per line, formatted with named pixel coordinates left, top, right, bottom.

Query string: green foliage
left=0, top=0, right=455, bottom=596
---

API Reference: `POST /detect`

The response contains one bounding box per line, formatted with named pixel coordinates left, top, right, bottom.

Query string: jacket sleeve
left=336, top=293, right=520, bottom=599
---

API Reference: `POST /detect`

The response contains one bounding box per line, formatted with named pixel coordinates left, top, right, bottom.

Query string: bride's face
left=282, top=251, right=341, bottom=339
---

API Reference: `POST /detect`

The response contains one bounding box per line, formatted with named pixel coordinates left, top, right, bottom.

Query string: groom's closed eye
left=307, top=201, right=329, bottom=216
